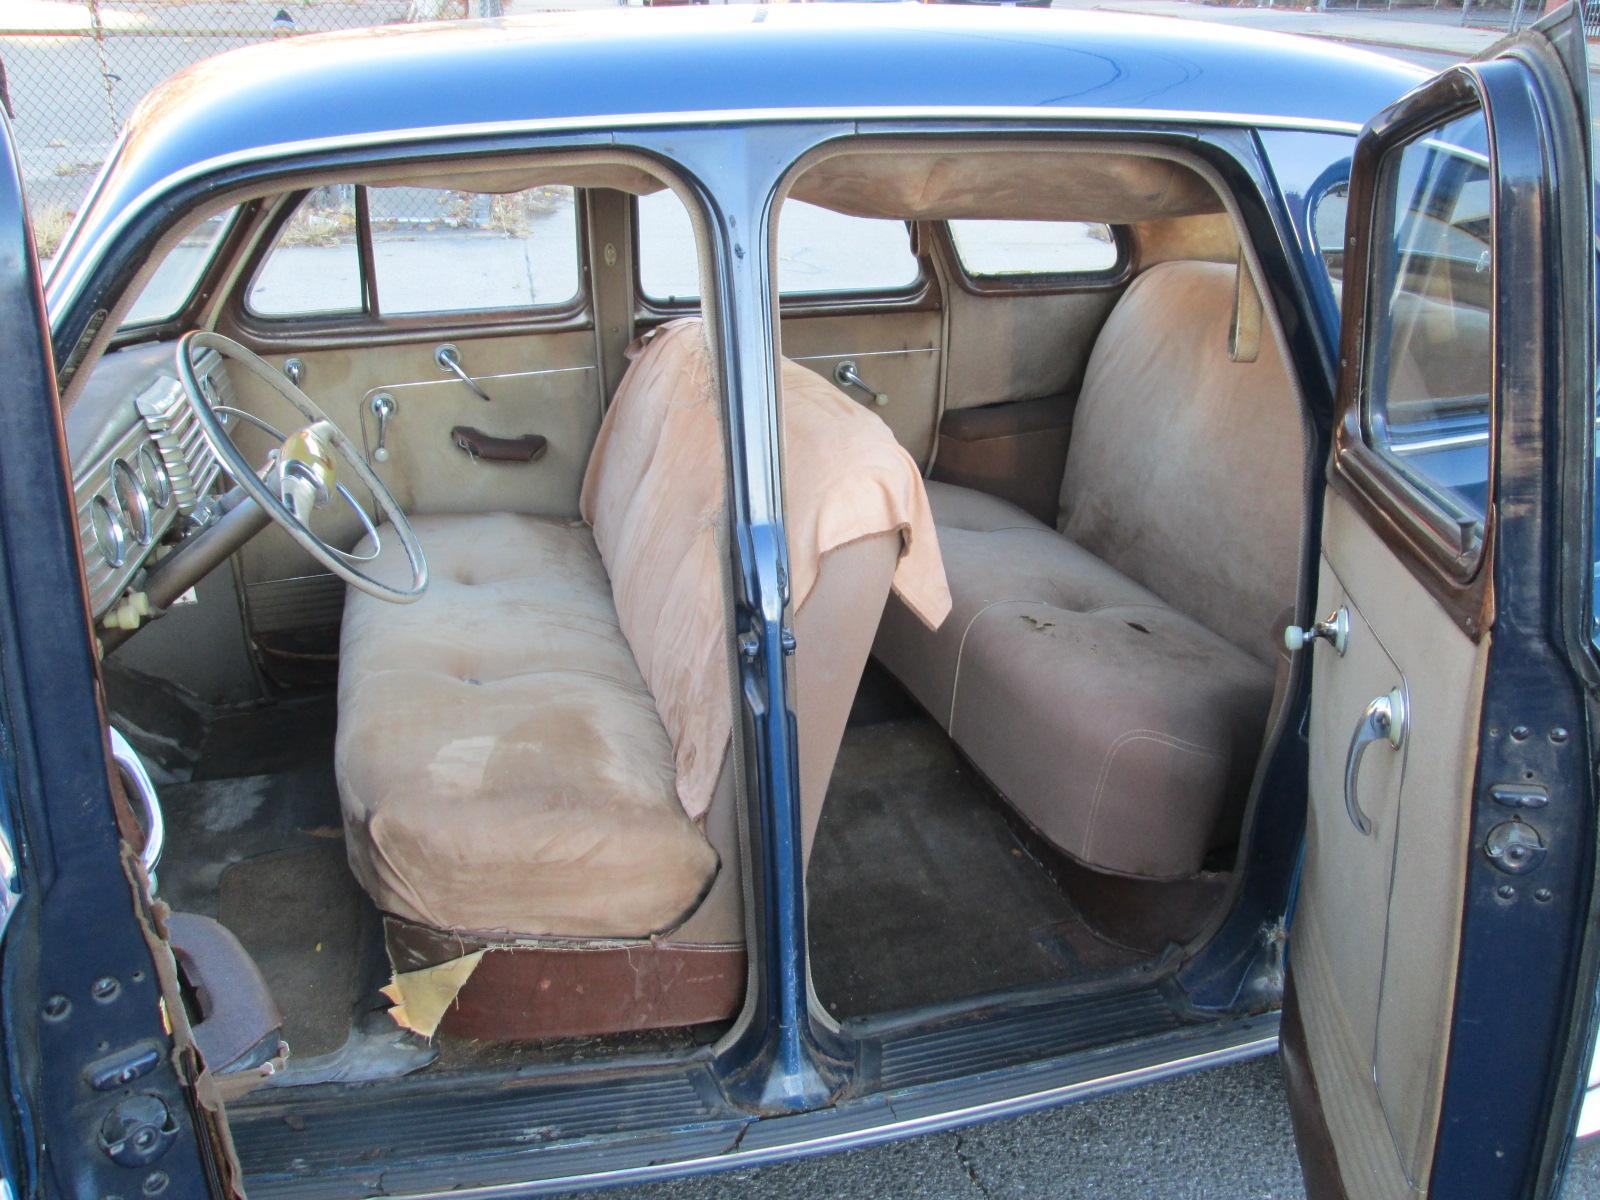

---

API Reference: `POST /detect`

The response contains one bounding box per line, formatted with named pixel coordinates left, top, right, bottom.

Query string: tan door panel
left=223, top=327, right=602, bottom=589
left=780, top=311, right=941, bottom=468
left=1293, top=489, right=1485, bottom=1198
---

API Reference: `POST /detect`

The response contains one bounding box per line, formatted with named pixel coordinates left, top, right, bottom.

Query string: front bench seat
left=336, top=318, right=948, bottom=1036
left=875, top=260, right=1304, bottom=880
left=337, top=511, right=716, bottom=937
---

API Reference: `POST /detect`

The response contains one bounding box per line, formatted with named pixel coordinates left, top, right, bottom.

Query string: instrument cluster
left=73, top=349, right=229, bottom=620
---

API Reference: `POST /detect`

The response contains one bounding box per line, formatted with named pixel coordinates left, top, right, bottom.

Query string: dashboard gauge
left=111, top=458, right=153, bottom=546
left=137, top=442, right=171, bottom=508
left=90, top=494, right=129, bottom=568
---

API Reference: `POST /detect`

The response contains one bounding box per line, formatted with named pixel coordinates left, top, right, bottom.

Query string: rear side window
left=637, top=195, right=921, bottom=302
left=947, top=219, right=1120, bottom=280
left=246, top=185, right=581, bottom=320
left=1361, top=107, right=1492, bottom=526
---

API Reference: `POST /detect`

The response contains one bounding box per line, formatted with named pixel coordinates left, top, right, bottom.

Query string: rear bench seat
left=875, top=260, right=1305, bottom=880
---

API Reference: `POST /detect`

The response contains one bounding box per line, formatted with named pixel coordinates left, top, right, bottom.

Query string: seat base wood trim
left=384, top=918, right=745, bottom=1041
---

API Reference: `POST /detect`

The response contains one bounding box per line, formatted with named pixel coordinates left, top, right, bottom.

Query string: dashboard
left=68, top=343, right=231, bottom=621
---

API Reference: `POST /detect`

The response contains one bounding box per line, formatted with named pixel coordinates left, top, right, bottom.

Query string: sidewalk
left=1050, top=0, right=1519, bottom=59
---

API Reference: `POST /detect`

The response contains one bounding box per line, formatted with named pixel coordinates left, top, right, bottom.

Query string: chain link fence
left=0, top=0, right=502, bottom=255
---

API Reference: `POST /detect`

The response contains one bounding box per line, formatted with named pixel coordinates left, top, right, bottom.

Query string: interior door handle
left=1343, top=687, right=1407, bottom=836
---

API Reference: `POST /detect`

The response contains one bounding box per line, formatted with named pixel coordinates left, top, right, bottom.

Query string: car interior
left=64, top=135, right=1328, bottom=1107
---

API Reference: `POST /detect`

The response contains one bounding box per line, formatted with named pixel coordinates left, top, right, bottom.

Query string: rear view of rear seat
left=875, top=260, right=1305, bottom=880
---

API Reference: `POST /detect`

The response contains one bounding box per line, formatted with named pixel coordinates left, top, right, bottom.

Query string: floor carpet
left=218, top=842, right=368, bottom=1059
left=159, top=749, right=375, bottom=1061
left=807, top=717, right=1143, bottom=1021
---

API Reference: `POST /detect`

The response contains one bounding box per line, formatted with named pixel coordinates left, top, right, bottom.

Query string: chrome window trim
left=47, top=107, right=1361, bottom=325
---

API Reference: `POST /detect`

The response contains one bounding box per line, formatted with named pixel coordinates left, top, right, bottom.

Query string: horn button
left=277, top=425, right=338, bottom=524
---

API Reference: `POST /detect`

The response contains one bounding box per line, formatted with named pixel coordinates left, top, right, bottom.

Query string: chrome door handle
left=436, top=344, right=491, bottom=403
left=1343, top=687, right=1407, bottom=836
left=109, top=727, right=164, bottom=889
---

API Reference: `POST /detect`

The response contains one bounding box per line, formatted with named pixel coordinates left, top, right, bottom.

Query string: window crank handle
left=834, top=360, right=889, bottom=407
left=371, top=393, right=396, bottom=463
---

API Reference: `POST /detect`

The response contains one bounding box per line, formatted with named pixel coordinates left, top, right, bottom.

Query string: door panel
left=220, top=327, right=602, bottom=590
left=1296, top=489, right=1485, bottom=1194
left=781, top=312, right=942, bottom=467
left=1287, top=8, right=1595, bottom=1197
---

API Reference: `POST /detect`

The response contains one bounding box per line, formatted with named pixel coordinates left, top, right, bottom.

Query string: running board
left=233, top=1012, right=1278, bottom=1200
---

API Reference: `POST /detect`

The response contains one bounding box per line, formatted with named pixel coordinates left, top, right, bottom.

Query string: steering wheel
left=176, top=331, right=428, bottom=604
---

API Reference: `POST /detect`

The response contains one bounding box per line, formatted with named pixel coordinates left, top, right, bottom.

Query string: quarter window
left=947, top=219, right=1120, bottom=279
left=637, top=194, right=921, bottom=302
left=1361, top=106, right=1492, bottom=527
left=122, top=207, right=239, bottom=327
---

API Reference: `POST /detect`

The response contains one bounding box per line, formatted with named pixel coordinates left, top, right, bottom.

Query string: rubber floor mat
left=807, top=718, right=1144, bottom=1019
left=218, top=842, right=367, bottom=1060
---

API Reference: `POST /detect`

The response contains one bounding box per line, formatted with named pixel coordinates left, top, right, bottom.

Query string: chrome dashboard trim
left=73, top=348, right=228, bottom=619
left=136, top=348, right=226, bottom=514
left=73, top=422, right=180, bottom=618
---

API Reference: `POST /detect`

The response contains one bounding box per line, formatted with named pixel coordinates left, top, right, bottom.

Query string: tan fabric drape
left=581, top=318, right=950, bottom=820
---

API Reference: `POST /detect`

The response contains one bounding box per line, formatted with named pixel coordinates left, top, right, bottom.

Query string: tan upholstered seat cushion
left=337, top=320, right=949, bottom=941
left=875, top=260, right=1303, bottom=879
left=337, top=512, right=718, bottom=939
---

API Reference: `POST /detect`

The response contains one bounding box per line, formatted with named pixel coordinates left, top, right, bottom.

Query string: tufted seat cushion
left=875, top=260, right=1303, bottom=880
left=335, top=318, right=949, bottom=948
left=336, top=512, right=719, bottom=939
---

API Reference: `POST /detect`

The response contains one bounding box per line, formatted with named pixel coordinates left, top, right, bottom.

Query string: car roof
left=53, top=5, right=1427, bottom=303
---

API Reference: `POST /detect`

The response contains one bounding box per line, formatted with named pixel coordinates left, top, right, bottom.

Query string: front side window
left=368, top=186, right=579, bottom=315
left=248, top=187, right=363, bottom=318
left=1361, top=106, right=1492, bottom=529
left=946, top=219, right=1120, bottom=280
left=637, top=194, right=921, bottom=302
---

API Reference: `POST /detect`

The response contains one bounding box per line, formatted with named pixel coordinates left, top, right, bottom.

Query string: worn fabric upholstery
left=580, top=318, right=950, bottom=822
left=876, top=260, right=1304, bottom=879
left=338, top=318, right=948, bottom=940
left=337, top=513, right=719, bottom=937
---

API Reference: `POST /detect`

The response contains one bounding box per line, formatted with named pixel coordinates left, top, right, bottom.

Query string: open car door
left=1282, top=6, right=1598, bottom=1198
left=0, top=112, right=228, bottom=1200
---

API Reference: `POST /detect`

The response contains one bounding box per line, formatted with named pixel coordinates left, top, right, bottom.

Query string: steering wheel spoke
left=175, top=332, right=427, bottom=603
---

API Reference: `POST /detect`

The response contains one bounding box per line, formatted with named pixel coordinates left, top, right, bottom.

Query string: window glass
left=1362, top=107, right=1492, bottom=526
left=122, top=207, right=237, bottom=327
left=1311, top=182, right=1348, bottom=284
left=947, top=219, right=1119, bottom=278
left=368, top=186, right=580, bottom=314
left=637, top=194, right=920, bottom=301
left=247, top=187, right=363, bottom=318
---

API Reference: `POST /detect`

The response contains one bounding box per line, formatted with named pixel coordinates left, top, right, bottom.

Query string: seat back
left=581, top=319, right=949, bottom=851
left=1058, top=260, right=1304, bottom=666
